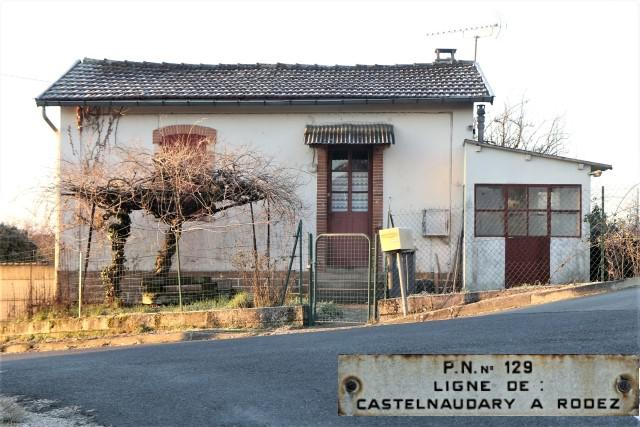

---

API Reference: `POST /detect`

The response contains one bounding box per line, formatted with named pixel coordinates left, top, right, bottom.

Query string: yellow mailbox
left=378, top=227, right=414, bottom=252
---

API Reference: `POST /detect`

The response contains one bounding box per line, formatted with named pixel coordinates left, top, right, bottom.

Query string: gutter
left=464, top=139, right=613, bottom=172
left=36, top=60, right=81, bottom=133
left=35, top=96, right=495, bottom=108
left=41, top=107, right=58, bottom=133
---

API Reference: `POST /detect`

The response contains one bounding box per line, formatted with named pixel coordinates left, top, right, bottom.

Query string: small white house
left=36, top=49, right=611, bottom=294
left=463, top=140, right=610, bottom=290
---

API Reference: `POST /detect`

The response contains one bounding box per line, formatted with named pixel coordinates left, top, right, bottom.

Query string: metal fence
left=1, top=183, right=638, bottom=321
left=312, top=233, right=372, bottom=324
left=386, top=184, right=639, bottom=295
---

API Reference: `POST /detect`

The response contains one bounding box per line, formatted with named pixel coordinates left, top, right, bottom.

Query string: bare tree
left=60, top=138, right=300, bottom=302
left=484, top=98, right=568, bottom=155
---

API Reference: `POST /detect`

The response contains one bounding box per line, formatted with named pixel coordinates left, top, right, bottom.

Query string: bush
left=316, top=301, right=343, bottom=320
left=227, top=292, right=251, bottom=309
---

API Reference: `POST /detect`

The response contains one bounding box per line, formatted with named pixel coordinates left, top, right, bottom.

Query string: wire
left=0, top=73, right=51, bottom=83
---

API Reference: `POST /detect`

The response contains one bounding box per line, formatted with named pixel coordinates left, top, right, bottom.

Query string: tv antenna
left=426, top=22, right=502, bottom=61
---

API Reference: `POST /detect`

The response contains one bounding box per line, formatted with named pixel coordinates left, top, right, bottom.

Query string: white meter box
left=338, top=354, right=639, bottom=416
left=378, top=228, right=414, bottom=252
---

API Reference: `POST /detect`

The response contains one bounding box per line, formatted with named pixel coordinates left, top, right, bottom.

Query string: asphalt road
left=1, top=287, right=639, bottom=426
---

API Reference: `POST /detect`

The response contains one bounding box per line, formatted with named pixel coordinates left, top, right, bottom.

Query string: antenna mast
left=426, top=23, right=501, bottom=61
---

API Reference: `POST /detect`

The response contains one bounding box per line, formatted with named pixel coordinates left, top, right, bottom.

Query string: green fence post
left=309, top=232, right=315, bottom=326
left=175, top=232, right=183, bottom=312
left=298, top=223, right=303, bottom=304
left=371, top=232, right=378, bottom=321
left=600, top=185, right=605, bottom=282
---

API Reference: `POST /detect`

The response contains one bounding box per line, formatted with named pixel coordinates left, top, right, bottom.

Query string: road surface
left=1, top=287, right=638, bottom=426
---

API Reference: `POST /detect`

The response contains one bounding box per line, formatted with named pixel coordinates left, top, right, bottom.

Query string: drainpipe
left=476, top=104, right=485, bottom=143
left=41, top=106, right=58, bottom=133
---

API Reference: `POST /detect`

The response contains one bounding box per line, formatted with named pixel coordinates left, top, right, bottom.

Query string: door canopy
left=304, top=124, right=395, bottom=146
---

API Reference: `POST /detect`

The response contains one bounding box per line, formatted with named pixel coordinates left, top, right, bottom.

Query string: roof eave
left=463, top=139, right=612, bottom=172
left=35, top=96, right=493, bottom=107
left=473, top=62, right=495, bottom=104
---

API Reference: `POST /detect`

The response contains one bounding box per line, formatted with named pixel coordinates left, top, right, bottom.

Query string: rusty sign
left=338, top=354, right=639, bottom=416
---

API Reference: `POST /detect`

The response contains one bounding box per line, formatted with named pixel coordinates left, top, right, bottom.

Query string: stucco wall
left=57, top=105, right=473, bottom=273
left=463, top=143, right=593, bottom=291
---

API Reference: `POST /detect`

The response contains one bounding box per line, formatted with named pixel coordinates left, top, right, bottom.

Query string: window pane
left=551, top=187, right=580, bottom=210
left=352, top=151, right=369, bottom=172
left=551, top=212, right=580, bottom=236
left=352, top=193, right=368, bottom=212
left=331, top=193, right=347, bottom=212
left=331, top=152, right=348, bottom=172
left=508, top=187, right=527, bottom=209
left=476, top=186, right=504, bottom=209
left=352, top=172, right=368, bottom=192
left=507, top=211, right=527, bottom=236
left=528, top=211, right=547, bottom=236
left=528, top=187, right=548, bottom=209
left=476, top=211, right=504, bottom=236
left=331, top=172, right=348, bottom=192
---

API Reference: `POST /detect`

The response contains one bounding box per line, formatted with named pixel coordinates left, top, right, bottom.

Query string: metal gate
left=311, top=233, right=373, bottom=324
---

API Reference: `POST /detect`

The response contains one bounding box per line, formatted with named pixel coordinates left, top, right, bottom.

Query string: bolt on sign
left=338, top=354, right=639, bottom=416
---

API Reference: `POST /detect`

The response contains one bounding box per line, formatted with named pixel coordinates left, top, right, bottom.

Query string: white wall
left=463, top=143, right=593, bottom=291
left=57, top=104, right=473, bottom=273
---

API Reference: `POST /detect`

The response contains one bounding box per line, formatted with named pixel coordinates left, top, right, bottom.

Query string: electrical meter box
left=378, top=227, right=414, bottom=252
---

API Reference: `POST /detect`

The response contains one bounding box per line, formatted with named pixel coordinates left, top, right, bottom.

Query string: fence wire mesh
left=385, top=183, right=639, bottom=296
left=313, top=234, right=371, bottom=324
left=1, top=218, right=312, bottom=321
left=1, top=183, right=638, bottom=321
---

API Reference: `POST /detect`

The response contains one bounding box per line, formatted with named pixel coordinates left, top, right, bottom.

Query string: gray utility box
left=385, top=251, right=416, bottom=298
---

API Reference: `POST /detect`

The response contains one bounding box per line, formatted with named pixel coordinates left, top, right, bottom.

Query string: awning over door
left=304, top=124, right=395, bottom=145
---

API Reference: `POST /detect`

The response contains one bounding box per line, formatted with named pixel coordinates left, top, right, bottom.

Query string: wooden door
left=327, top=149, right=371, bottom=267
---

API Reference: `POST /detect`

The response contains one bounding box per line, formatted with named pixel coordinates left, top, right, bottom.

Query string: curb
left=1, top=329, right=258, bottom=354
left=379, top=278, right=639, bottom=325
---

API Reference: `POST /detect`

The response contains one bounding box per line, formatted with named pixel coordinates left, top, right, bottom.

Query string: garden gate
left=311, top=233, right=375, bottom=324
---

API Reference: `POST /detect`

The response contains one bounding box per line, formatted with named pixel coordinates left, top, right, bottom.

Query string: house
left=35, top=49, right=611, bottom=302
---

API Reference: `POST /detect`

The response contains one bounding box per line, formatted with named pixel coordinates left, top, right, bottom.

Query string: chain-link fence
left=1, top=217, right=313, bottom=321
left=1, top=184, right=638, bottom=321
left=385, top=183, right=639, bottom=296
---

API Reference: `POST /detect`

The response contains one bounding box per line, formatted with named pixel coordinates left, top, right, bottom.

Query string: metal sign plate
left=338, top=354, right=639, bottom=416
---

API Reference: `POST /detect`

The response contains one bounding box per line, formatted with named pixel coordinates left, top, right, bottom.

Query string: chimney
left=476, top=104, right=485, bottom=143
left=435, top=48, right=457, bottom=63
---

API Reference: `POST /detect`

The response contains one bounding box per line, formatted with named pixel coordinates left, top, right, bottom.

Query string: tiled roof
left=304, top=124, right=394, bottom=145
left=36, top=58, right=493, bottom=106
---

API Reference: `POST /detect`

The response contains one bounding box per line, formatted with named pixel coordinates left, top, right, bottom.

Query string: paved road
left=1, top=287, right=638, bottom=426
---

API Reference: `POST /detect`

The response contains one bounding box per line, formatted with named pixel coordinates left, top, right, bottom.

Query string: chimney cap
left=435, top=48, right=457, bottom=63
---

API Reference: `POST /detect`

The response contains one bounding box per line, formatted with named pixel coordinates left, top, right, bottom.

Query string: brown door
left=502, top=185, right=551, bottom=287
left=327, top=149, right=371, bottom=267
left=505, top=236, right=550, bottom=287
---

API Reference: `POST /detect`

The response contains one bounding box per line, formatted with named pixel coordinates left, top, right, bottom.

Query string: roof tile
left=36, top=58, right=493, bottom=105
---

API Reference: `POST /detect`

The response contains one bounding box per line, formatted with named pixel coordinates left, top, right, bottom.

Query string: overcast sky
left=0, top=0, right=638, bottom=226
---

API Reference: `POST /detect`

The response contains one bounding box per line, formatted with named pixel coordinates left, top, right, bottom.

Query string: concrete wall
left=0, top=264, right=56, bottom=320
left=57, top=104, right=474, bottom=274
left=463, top=143, right=593, bottom=291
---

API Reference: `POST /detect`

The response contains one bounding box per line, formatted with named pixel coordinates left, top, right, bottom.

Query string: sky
left=0, top=0, right=638, bottom=226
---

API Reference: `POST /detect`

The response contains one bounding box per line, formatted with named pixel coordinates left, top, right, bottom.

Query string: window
left=152, top=125, right=216, bottom=152
left=329, top=150, right=369, bottom=213
left=475, top=184, right=581, bottom=237
left=550, top=186, right=580, bottom=237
